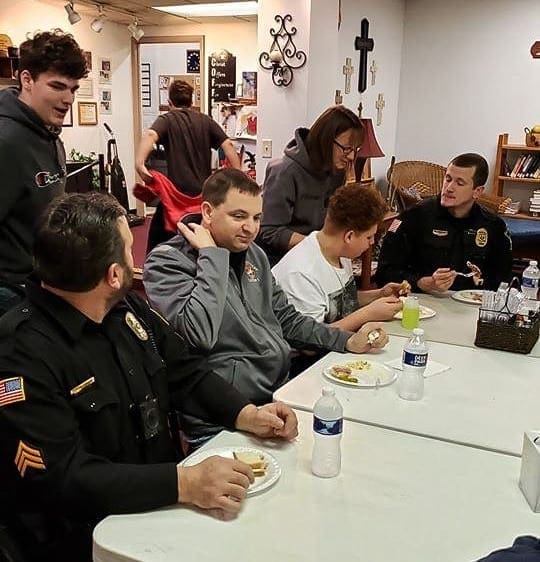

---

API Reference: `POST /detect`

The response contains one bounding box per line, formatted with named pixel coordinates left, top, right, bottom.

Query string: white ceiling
left=42, top=0, right=257, bottom=26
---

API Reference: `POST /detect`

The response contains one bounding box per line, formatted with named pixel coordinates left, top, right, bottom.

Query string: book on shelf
left=510, top=155, right=526, bottom=177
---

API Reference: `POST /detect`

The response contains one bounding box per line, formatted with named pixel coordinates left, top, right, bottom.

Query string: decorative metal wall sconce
left=259, top=14, right=307, bottom=87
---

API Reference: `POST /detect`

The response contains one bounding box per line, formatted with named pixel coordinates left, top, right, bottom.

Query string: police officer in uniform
left=376, top=153, right=512, bottom=293
left=0, top=193, right=297, bottom=562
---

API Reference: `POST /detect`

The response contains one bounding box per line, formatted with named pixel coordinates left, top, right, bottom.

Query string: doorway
left=131, top=35, right=205, bottom=213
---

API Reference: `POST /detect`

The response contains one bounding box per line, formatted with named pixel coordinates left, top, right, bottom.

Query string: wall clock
left=186, top=50, right=200, bottom=73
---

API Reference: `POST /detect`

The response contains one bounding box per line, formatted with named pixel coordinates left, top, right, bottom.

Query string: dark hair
left=18, top=30, right=87, bottom=81
left=305, top=105, right=364, bottom=173
left=169, top=80, right=193, bottom=107
left=202, top=168, right=261, bottom=206
left=34, top=193, right=127, bottom=292
left=449, top=153, right=489, bottom=187
left=325, top=182, right=387, bottom=233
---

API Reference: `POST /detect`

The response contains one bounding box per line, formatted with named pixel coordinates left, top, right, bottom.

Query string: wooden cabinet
left=493, top=133, right=540, bottom=221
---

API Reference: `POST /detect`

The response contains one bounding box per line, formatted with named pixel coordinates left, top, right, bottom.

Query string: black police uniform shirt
left=0, top=282, right=249, bottom=525
left=375, top=197, right=513, bottom=292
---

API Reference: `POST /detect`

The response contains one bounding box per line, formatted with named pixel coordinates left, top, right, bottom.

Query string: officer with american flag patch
left=0, top=192, right=298, bottom=561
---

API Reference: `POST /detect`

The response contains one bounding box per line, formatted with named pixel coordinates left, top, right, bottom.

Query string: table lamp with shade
left=355, top=117, right=385, bottom=186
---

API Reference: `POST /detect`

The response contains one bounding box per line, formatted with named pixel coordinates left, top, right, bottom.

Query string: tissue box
left=519, top=431, right=540, bottom=511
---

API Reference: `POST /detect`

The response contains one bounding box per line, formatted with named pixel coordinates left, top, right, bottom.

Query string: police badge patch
left=475, top=228, right=488, bottom=247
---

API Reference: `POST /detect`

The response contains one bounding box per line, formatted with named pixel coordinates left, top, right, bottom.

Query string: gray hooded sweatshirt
left=256, top=127, right=345, bottom=264
left=144, top=228, right=351, bottom=437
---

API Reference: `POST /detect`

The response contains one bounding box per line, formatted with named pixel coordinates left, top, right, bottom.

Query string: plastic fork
left=455, top=271, right=475, bottom=278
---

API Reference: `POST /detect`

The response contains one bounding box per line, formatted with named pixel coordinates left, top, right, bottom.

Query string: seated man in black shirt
left=0, top=192, right=297, bottom=562
left=376, top=153, right=512, bottom=293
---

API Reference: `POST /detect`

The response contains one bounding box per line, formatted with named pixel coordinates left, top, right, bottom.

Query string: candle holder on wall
left=259, top=14, right=307, bottom=87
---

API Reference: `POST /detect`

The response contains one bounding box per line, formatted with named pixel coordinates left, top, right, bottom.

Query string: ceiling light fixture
left=128, top=19, right=144, bottom=41
left=152, top=1, right=258, bottom=18
left=90, top=5, right=105, bottom=33
left=64, top=2, right=81, bottom=25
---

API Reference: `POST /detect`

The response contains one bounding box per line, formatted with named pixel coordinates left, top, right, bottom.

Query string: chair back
left=388, top=160, right=446, bottom=210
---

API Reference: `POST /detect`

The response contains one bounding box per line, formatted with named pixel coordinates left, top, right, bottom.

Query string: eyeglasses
left=333, top=139, right=360, bottom=156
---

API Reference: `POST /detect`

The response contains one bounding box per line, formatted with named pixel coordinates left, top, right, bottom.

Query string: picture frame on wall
left=83, top=50, right=92, bottom=71
left=241, top=71, right=257, bottom=101
left=235, top=83, right=243, bottom=98
left=63, top=105, right=73, bottom=127
left=77, top=101, right=98, bottom=126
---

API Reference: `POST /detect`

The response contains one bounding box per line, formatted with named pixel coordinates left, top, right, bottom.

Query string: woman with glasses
left=256, top=105, right=364, bottom=265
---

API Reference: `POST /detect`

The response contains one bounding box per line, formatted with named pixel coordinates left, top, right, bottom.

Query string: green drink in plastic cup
left=401, top=296, right=420, bottom=329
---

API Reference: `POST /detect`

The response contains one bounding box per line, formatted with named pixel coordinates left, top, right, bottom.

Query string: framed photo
left=99, top=57, right=111, bottom=84
left=77, top=101, right=98, bottom=126
left=235, top=83, right=243, bottom=98
left=99, top=88, right=112, bottom=115
left=241, top=71, right=257, bottom=101
left=83, top=50, right=92, bottom=71
left=76, top=77, right=94, bottom=98
left=63, top=105, right=73, bottom=127
left=159, top=75, right=170, bottom=89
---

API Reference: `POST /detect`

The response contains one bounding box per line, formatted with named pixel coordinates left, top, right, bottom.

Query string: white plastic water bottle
left=522, top=260, right=540, bottom=301
left=312, top=387, right=343, bottom=478
left=398, top=328, right=428, bottom=401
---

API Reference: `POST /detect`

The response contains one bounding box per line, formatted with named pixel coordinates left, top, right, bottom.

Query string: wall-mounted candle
left=269, top=49, right=283, bottom=63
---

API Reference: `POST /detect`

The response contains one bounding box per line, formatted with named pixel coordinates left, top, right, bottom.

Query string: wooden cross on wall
left=354, top=18, right=374, bottom=93
left=342, top=57, right=353, bottom=94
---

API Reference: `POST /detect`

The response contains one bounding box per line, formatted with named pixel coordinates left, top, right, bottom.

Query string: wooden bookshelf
left=493, top=133, right=540, bottom=220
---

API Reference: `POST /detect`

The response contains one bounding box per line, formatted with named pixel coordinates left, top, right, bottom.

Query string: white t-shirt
left=272, top=231, right=358, bottom=323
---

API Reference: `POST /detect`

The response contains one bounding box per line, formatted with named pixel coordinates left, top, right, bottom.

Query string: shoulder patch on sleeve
left=0, top=376, right=25, bottom=408
left=15, top=440, right=46, bottom=477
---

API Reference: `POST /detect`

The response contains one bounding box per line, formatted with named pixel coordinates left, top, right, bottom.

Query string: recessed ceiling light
left=153, top=1, right=258, bottom=18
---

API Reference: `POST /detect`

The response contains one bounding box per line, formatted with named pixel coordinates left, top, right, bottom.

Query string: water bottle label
left=313, top=416, right=343, bottom=436
left=522, top=277, right=539, bottom=289
left=402, top=350, right=428, bottom=368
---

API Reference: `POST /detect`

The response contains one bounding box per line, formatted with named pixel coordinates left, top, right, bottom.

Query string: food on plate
left=398, top=279, right=411, bottom=296
left=233, top=450, right=267, bottom=477
left=464, top=291, right=483, bottom=302
left=329, top=360, right=371, bottom=383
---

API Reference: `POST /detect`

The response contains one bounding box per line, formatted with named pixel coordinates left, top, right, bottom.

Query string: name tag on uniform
left=70, top=376, right=95, bottom=396
left=432, top=229, right=448, bottom=237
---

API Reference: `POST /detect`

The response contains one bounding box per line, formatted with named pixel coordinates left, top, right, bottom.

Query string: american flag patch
left=0, top=377, right=25, bottom=408
left=387, top=219, right=402, bottom=233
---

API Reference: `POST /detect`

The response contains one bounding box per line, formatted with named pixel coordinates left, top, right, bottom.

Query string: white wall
left=256, top=0, right=312, bottom=182
left=0, top=0, right=136, bottom=205
left=396, top=0, right=540, bottom=196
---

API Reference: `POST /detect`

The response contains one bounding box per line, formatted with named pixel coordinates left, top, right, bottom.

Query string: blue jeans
left=0, top=285, right=24, bottom=317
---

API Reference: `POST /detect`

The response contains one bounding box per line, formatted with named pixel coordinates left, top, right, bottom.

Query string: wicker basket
left=475, top=311, right=539, bottom=354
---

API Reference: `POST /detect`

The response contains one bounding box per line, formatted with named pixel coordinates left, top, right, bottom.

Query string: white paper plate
left=394, top=305, right=436, bottom=320
left=181, top=446, right=281, bottom=496
left=323, top=360, right=397, bottom=388
left=452, top=290, right=484, bottom=305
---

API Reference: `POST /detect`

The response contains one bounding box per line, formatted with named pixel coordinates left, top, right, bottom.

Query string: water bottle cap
left=530, top=260, right=538, bottom=266
left=412, top=328, right=424, bottom=336
left=322, top=387, right=335, bottom=397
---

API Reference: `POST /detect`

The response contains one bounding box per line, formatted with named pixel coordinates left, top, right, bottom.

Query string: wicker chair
left=477, top=193, right=512, bottom=215
left=387, top=160, right=446, bottom=210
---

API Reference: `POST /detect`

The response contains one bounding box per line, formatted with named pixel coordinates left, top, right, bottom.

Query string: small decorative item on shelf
left=525, top=126, right=540, bottom=147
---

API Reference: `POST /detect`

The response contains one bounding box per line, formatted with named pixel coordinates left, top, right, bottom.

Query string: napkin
left=384, top=358, right=451, bottom=378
